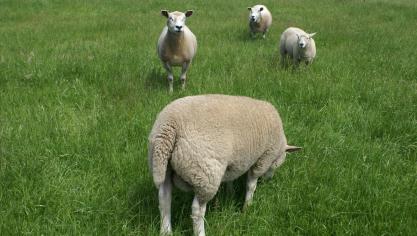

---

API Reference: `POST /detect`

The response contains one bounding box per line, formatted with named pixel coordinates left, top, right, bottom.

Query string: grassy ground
left=1, top=0, right=416, bottom=235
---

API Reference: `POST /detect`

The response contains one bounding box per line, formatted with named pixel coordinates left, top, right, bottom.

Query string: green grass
left=1, top=0, right=416, bottom=235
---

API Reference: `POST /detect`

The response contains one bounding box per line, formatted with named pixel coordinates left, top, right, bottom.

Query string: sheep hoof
left=168, top=80, right=174, bottom=93
left=213, top=197, right=220, bottom=209
left=242, top=202, right=251, bottom=212
left=160, top=230, right=173, bottom=236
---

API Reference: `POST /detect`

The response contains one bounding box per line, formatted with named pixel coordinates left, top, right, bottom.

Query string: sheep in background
left=148, top=94, right=301, bottom=236
left=248, top=5, right=272, bottom=39
left=157, top=10, right=197, bottom=93
left=279, top=27, right=317, bottom=67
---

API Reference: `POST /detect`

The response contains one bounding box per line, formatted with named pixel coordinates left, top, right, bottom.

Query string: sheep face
left=266, top=152, right=287, bottom=179
left=161, top=10, right=193, bottom=34
left=248, top=6, right=264, bottom=23
left=263, top=145, right=302, bottom=179
left=296, top=33, right=316, bottom=49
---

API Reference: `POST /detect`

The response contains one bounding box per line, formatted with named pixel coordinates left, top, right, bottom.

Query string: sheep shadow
left=267, top=51, right=282, bottom=68
left=143, top=67, right=167, bottom=91
left=268, top=52, right=314, bottom=74
left=127, top=181, right=159, bottom=233
left=127, top=174, right=256, bottom=235
left=236, top=30, right=265, bottom=42
left=127, top=178, right=194, bottom=234
left=144, top=67, right=191, bottom=94
left=130, top=174, right=218, bottom=235
left=211, top=175, right=247, bottom=210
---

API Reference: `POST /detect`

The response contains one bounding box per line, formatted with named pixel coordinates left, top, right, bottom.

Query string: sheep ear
left=161, top=10, right=169, bottom=18
left=259, top=7, right=264, bottom=12
left=285, top=145, right=302, bottom=153
left=309, top=32, right=317, bottom=38
left=248, top=7, right=252, bottom=11
left=185, top=10, right=193, bottom=17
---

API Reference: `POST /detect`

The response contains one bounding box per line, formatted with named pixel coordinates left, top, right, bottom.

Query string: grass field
left=1, top=0, right=416, bottom=235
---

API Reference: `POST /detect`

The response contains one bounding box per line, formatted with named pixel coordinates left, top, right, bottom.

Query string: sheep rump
left=149, top=95, right=287, bottom=201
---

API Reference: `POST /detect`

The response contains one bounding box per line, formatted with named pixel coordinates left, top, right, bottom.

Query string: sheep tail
left=149, top=121, right=177, bottom=188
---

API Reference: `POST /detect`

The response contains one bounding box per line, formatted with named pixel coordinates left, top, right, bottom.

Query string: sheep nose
left=250, top=16, right=255, bottom=20
left=175, top=25, right=182, bottom=30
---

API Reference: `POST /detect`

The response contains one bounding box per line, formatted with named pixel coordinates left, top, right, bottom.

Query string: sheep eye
left=169, top=17, right=173, bottom=21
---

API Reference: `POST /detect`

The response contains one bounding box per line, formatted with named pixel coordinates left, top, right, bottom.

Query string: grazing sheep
left=248, top=5, right=272, bottom=39
left=157, top=10, right=197, bottom=93
left=279, top=27, right=317, bottom=67
left=148, top=94, right=301, bottom=236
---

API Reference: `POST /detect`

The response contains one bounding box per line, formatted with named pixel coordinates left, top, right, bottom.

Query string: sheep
left=279, top=27, right=317, bottom=67
left=157, top=10, right=197, bottom=93
left=247, top=5, right=272, bottom=39
left=148, top=94, right=301, bottom=236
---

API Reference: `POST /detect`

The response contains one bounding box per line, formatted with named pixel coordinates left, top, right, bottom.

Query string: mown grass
left=1, top=0, right=416, bottom=235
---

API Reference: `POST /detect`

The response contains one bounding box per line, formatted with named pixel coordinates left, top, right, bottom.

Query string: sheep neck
left=252, top=16, right=263, bottom=27
left=166, top=31, right=185, bottom=45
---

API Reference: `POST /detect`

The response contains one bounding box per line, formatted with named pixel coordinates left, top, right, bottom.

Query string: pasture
left=0, top=0, right=416, bottom=235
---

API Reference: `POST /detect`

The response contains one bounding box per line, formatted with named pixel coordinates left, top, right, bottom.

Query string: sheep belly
left=222, top=164, right=253, bottom=182
left=159, top=45, right=193, bottom=66
left=170, top=54, right=187, bottom=66
left=221, top=154, right=262, bottom=181
left=250, top=22, right=264, bottom=33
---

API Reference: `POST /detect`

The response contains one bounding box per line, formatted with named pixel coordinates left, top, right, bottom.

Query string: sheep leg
left=180, top=61, right=190, bottom=90
left=162, top=62, right=174, bottom=93
left=280, top=53, right=286, bottom=67
left=249, top=30, right=255, bottom=38
left=293, top=57, right=300, bottom=68
left=191, top=196, right=207, bottom=236
left=279, top=43, right=287, bottom=67
left=262, top=30, right=268, bottom=39
left=226, top=181, right=234, bottom=195
left=263, top=168, right=274, bottom=180
left=158, top=173, right=173, bottom=235
left=243, top=171, right=258, bottom=211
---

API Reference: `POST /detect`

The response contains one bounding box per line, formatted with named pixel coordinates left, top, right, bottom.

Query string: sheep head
left=161, top=10, right=193, bottom=33
left=248, top=6, right=264, bottom=23
left=263, top=145, right=302, bottom=179
left=296, top=33, right=316, bottom=49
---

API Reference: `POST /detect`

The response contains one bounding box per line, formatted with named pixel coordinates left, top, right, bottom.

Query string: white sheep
left=279, top=27, right=317, bottom=67
left=157, top=10, right=197, bottom=93
left=148, top=94, right=301, bottom=236
left=248, top=5, right=272, bottom=39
